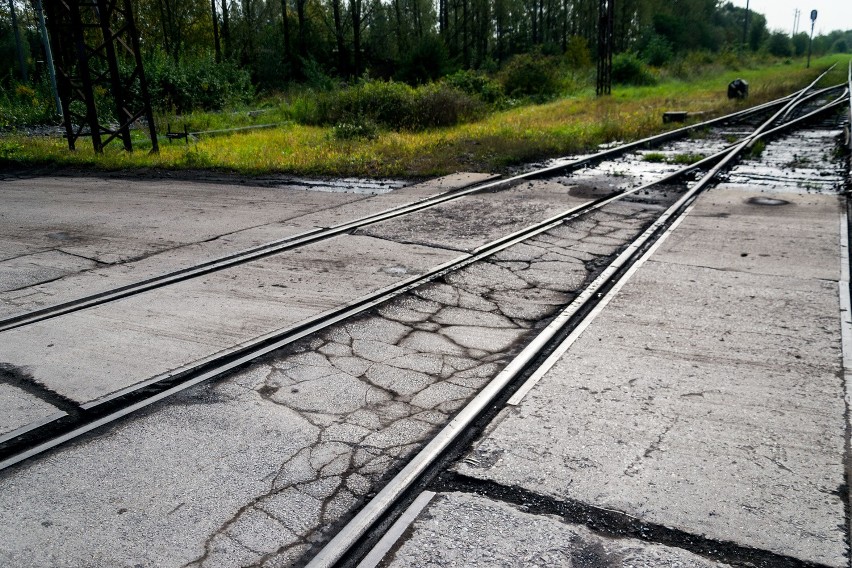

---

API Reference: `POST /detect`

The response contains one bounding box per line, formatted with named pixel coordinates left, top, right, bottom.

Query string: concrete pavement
left=378, top=127, right=850, bottom=567
left=1, top=121, right=848, bottom=567
left=0, top=178, right=681, bottom=567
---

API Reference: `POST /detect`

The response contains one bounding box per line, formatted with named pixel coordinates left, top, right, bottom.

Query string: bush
left=315, top=80, right=414, bottom=126
left=792, top=33, right=809, bottom=56
left=307, top=79, right=482, bottom=130
left=410, top=83, right=484, bottom=128
left=0, top=80, right=58, bottom=128
left=498, top=53, right=561, bottom=98
left=140, top=55, right=254, bottom=114
left=332, top=119, right=379, bottom=140
left=611, top=53, right=656, bottom=86
left=443, top=70, right=503, bottom=104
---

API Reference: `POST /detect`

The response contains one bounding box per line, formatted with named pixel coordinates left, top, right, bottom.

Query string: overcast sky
left=729, top=0, right=851, bottom=35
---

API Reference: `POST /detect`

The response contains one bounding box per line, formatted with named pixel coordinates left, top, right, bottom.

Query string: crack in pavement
left=174, top=192, right=686, bottom=568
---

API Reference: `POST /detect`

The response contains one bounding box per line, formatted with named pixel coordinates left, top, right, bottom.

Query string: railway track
left=0, top=70, right=845, bottom=472
left=0, top=66, right=849, bottom=568
left=301, top=67, right=851, bottom=568
left=0, top=88, right=829, bottom=336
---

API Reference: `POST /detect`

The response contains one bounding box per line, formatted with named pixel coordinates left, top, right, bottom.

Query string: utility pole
left=792, top=9, right=800, bottom=36
left=742, top=0, right=750, bottom=50
left=596, top=0, right=614, bottom=96
left=807, top=9, right=817, bottom=68
left=8, top=0, right=28, bottom=82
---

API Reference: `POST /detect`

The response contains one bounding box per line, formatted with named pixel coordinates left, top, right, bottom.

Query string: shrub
left=792, top=33, right=809, bottom=56
left=611, top=53, right=656, bottom=86
left=498, top=53, right=561, bottom=98
left=332, top=119, right=379, bottom=140
left=315, top=80, right=414, bottom=126
left=0, top=140, right=23, bottom=161
left=0, top=80, right=57, bottom=128
left=300, top=57, right=338, bottom=91
left=140, top=55, right=254, bottom=114
left=308, top=80, right=482, bottom=131
left=443, top=70, right=503, bottom=104
left=410, top=83, right=484, bottom=128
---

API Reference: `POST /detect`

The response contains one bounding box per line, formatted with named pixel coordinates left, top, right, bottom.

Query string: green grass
left=642, top=152, right=667, bottom=163
left=2, top=54, right=849, bottom=178
left=642, top=151, right=706, bottom=165
left=746, top=140, right=767, bottom=159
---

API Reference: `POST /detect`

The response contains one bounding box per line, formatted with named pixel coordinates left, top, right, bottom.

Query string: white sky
left=729, top=0, right=851, bottom=35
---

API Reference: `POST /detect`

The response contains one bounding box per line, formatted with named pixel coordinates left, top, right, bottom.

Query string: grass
left=2, top=54, right=849, bottom=178
left=642, top=152, right=706, bottom=164
left=746, top=140, right=767, bottom=159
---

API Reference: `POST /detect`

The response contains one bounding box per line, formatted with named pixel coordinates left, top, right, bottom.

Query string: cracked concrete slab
left=356, top=179, right=592, bottom=252
left=0, top=384, right=318, bottom=568
left=0, top=235, right=461, bottom=405
left=454, top=188, right=847, bottom=566
left=383, top=491, right=732, bottom=567
left=0, top=250, right=100, bottom=292
left=0, top=190, right=680, bottom=567
left=0, top=173, right=492, bottom=320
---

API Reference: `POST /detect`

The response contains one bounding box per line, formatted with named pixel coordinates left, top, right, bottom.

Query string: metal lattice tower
left=44, top=0, right=158, bottom=153
left=596, top=0, right=614, bottom=96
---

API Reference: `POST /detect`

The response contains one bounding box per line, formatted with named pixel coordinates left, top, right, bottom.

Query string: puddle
left=723, top=127, right=845, bottom=195
left=281, top=177, right=408, bottom=195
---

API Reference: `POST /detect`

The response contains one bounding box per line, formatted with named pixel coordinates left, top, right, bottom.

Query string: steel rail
left=848, top=61, right=852, bottom=151
left=0, top=148, right=729, bottom=470
left=0, top=79, right=842, bottom=472
left=0, top=90, right=804, bottom=333
left=303, top=69, right=844, bottom=568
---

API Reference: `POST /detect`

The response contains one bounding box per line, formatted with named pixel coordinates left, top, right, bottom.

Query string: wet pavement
left=0, top=118, right=849, bottom=568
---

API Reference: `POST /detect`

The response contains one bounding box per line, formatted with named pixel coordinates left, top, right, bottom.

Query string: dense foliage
left=0, top=0, right=850, bottom=121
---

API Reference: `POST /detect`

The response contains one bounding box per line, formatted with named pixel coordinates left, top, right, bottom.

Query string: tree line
left=2, top=0, right=851, bottom=91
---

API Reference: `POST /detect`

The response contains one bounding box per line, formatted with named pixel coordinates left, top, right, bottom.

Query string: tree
left=767, top=31, right=792, bottom=57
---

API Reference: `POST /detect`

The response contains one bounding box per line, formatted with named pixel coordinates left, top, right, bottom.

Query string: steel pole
left=807, top=20, right=814, bottom=68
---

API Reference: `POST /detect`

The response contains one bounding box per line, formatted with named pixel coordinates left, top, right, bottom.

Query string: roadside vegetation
left=1, top=0, right=850, bottom=177
left=1, top=54, right=847, bottom=177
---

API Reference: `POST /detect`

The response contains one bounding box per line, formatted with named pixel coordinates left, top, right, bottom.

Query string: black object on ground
left=728, top=79, right=749, bottom=99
